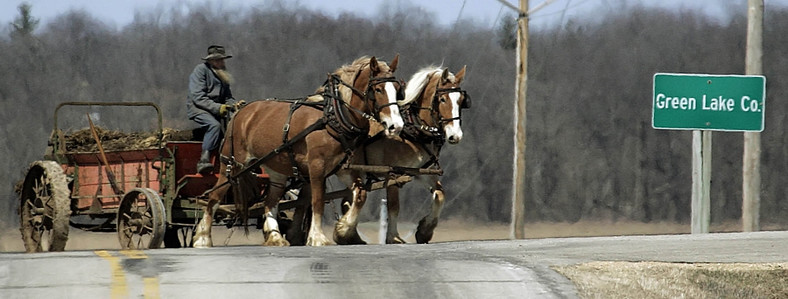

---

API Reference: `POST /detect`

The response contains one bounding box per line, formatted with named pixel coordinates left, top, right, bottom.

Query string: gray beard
left=213, top=68, right=233, bottom=85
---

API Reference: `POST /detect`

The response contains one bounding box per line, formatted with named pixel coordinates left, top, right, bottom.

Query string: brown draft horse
left=192, top=55, right=403, bottom=247
left=332, top=65, right=469, bottom=245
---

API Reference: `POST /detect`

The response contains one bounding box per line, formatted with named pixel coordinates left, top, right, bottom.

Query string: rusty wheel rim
left=118, top=193, right=155, bottom=249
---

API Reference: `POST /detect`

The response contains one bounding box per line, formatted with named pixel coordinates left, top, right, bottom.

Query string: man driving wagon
left=186, top=45, right=245, bottom=174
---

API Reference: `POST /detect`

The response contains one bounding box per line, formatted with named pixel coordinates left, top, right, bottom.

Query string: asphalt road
left=1, top=231, right=786, bottom=299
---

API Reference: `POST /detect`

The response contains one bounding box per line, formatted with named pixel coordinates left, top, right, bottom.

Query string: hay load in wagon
left=61, top=127, right=194, bottom=152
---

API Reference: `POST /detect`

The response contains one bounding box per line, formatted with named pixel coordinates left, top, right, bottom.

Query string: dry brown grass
left=554, top=261, right=788, bottom=299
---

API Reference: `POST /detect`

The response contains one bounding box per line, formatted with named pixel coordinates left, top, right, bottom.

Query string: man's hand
left=234, top=100, right=247, bottom=111
left=219, top=104, right=231, bottom=117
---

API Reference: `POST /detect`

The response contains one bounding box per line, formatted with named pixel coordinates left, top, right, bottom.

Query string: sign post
left=653, top=73, right=765, bottom=234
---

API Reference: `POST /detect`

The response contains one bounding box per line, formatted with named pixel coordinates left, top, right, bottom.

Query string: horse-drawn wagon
left=17, top=101, right=277, bottom=252
left=18, top=56, right=470, bottom=252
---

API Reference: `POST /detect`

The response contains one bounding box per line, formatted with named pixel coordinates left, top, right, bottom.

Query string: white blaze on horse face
left=445, top=91, right=463, bottom=144
left=382, top=81, right=404, bottom=136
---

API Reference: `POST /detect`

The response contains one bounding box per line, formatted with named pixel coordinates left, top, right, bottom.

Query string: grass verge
left=553, top=261, right=788, bottom=299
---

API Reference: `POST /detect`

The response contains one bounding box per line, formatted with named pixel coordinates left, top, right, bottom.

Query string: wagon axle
left=124, top=217, right=153, bottom=233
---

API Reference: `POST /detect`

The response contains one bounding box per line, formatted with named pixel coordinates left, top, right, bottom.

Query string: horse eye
left=440, top=98, right=446, bottom=103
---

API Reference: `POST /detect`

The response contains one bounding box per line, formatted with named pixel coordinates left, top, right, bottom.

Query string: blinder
left=460, top=91, right=471, bottom=109
left=436, top=87, right=471, bottom=109
left=367, top=76, right=403, bottom=112
left=397, top=79, right=406, bottom=102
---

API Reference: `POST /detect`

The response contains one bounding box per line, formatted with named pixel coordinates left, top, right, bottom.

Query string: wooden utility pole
left=743, top=0, right=763, bottom=232
left=498, top=0, right=556, bottom=239
left=511, top=0, right=528, bottom=239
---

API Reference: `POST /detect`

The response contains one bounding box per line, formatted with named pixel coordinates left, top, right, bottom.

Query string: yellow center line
left=119, top=250, right=147, bottom=259
left=143, top=277, right=161, bottom=299
left=94, top=250, right=128, bottom=299
left=95, top=250, right=161, bottom=299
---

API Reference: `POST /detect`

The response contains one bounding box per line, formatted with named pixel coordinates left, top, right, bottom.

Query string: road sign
left=652, top=73, right=766, bottom=132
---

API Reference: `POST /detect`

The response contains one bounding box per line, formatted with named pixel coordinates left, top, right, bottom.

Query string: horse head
left=364, top=55, right=404, bottom=137
left=332, top=55, right=404, bottom=137
left=403, top=65, right=470, bottom=145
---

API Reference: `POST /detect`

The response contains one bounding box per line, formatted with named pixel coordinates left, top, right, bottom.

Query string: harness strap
left=283, top=101, right=304, bottom=178
left=245, top=117, right=326, bottom=179
left=328, top=74, right=378, bottom=124
left=200, top=117, right=327, bottom=197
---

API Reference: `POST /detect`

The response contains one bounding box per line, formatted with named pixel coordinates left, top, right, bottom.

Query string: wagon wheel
left=117, top=188, right=166, bottom=249
left=19, top=161, right=71, bottom=253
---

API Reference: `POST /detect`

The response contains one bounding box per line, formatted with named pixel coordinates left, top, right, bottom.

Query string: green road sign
left=652, top=73, right=766, bottom=132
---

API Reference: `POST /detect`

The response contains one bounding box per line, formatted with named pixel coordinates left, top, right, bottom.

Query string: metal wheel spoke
left=26, top=199, right=37, bottom=211
left=116, top=189, right=163, bottom=250
left=34, top=230, right=44, bottom=247
left=20, top=162, right=70, bottom=252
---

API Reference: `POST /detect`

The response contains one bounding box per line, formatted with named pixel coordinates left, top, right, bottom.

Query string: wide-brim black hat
left=202, top=45, right=233, bottom=60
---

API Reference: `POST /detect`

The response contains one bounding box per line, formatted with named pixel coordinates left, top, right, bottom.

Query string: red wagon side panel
left=66, top=149, right=162, bottom=211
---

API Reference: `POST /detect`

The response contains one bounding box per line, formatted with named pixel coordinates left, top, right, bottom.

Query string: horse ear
left=369, top=56, right=380, bottom=74
left=441, top=68, right=450, bottom=83
left=454, top=65, right=467, bottom=85
left=389, top=53, right=400, bottom=73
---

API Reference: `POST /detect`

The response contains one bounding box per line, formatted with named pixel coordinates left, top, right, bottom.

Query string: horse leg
left=286, top=186, right=311, bottom=246
left=306, top=175, right=332, bottom=246
left=334, top=178, right=367, bottom=245
left=416, top=181, right=445, bottom=244
left=262, top=178, right=290, bottom=246
left=193, top=177, right=231, bottom=248
left=385, top=185, right=406, bottom=244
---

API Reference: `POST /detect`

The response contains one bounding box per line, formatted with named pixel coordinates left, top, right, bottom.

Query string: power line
left=530, top=0, right=594, bottom=19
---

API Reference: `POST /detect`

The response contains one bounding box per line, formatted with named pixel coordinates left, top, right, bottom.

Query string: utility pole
left=511, top=0, right=528, bottom=239
left=498, top=0, right=556, bottom=239
left=501, top=0, right=527, bottom=239
left=743, top=0, right=763, bottom=232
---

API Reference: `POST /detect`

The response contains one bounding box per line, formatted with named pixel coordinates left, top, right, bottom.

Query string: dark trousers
left=191, top=113, right=223, bottom=152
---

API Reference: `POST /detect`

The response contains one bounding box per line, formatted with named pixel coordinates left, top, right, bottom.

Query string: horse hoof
left=192, top=236, right=213, bottom=248
left=264, top=233, right=290, bottom=247
left=306, top=235, right=332, bottom=246
left=335, top=233, right=366, bottom=245
left=416, top=218, right=439, bottom=244
left=387, top=235, right=406, bottom=244
left=334, top=222, right=366, bottom=245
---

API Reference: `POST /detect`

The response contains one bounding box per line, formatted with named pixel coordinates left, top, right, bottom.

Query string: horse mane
left=401, top=66, right=446, bottom=106
left=315, top=56, right=392, bottom=103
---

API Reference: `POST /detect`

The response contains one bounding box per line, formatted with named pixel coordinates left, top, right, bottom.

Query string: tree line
left=1, top=1, right=786, bottom=229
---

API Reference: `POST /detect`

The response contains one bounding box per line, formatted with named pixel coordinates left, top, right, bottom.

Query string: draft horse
left=333, top=65, right=469, bottom=244
left=192, top=55, right=403, bottom=247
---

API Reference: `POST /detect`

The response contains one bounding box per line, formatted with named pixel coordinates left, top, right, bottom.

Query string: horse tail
left=224, top=114, right=259, bottom=234
left=230, top=166, right=258, bottom=235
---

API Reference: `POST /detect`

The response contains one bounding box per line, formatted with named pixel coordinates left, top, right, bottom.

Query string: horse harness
left=354, top=82, right=471, bottom=192
left=205, top=73, right=400, bottom=197
left=398, top=85, right=471, bottom=169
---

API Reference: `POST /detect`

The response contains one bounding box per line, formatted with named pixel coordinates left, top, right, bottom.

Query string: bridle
left=329, top=69, right=402, bottom=124
left=410, top=78, right=471, bottom=129
left=433, top=87, right=471, bottom=124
